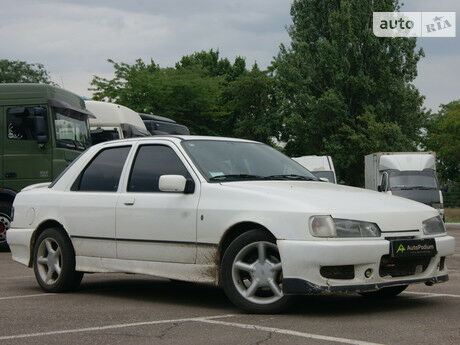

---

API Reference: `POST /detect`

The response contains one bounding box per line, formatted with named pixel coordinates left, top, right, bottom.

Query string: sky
left=0, top=0, right=458, bottom=111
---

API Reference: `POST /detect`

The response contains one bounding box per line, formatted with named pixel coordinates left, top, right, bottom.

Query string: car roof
left=96, top=135, right=258, bottom=148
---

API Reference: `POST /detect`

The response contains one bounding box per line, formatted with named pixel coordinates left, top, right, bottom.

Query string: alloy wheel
left=231, top=241, right=283, bottom=304
left=36, top=238, right=62, bottom=285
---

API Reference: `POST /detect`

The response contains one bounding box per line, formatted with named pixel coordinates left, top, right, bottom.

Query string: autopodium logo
left=373, top=12, right=456, bottom=37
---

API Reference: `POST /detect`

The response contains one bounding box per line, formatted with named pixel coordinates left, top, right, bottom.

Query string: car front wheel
left=33, top=228, right=83, bottom=292
left=220, top=229, right=293, bottom=313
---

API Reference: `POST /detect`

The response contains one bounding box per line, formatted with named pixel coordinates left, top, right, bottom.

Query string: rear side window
left=74, top=146, right=130, bottom=192
left=128, top=145, right=191, bottom=192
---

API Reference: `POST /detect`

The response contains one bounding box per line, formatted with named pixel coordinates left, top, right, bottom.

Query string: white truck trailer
left=292, top=155, right=337, bottom=183
left=85, top=101, right=150, bottom=144
left=365, top=152, right=444, bottom=218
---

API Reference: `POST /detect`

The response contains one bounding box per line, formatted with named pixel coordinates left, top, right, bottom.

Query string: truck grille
left=379, top=255, right=431, bottom=277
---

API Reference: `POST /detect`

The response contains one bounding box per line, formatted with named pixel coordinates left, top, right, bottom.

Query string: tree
left=424, top=101, right=460, bottom=183
left=271, top=0, right=427, bottom=186
left=0, top=59, right=54, bottom=84
left=90, top=59, right=226, bottom=135
left=90, top=51, right=279, bottom=141
left=222, top=65, right=281, bottom=144
left=175, top=49, right=247, bottom=81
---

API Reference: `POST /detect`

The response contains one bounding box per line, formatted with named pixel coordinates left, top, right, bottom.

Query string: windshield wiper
left=265, top=174, right=317, bottom=181
left=57, top=138, right=77, bottom=149
left=209, top=174, right=265, bottom=181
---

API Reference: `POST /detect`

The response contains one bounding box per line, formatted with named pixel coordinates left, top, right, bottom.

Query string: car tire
left=220, top=229, right=293, bottom=314
left=0, top=200, right=12, bottom=252
left=33, top=228, right=83, bottom=292
left=359, top=285, right=408, bottom=298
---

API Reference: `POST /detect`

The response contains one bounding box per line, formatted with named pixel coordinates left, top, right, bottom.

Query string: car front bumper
left=277, top=235, right=455, bottom=294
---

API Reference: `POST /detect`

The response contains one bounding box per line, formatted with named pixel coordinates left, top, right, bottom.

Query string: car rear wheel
left=33, top=228, right=83, bottom=292
left=220, top=229, right=293, bottom=313
left=359, top=285, right=408, bottom=298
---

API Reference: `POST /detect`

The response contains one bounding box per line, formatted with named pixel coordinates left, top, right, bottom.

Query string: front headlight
left=309, top=216, right=381, bottom=238
left=334, top=219, right=381, bottom=237
left=422, top=216, right=445, bottom=235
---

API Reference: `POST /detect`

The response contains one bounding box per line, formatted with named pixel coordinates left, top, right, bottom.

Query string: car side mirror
left=159, top=175, right=193, bottom=193
left=36, top=135, right=48, bottom=144
left=319, top=177, right=329, bottom=183
left=34, top=116, right=48, bottom=144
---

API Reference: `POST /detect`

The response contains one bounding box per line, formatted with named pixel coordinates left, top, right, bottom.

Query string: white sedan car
left=8, top=136, right=455, bottom=313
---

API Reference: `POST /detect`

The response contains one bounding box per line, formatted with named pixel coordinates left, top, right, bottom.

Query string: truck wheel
left=0, top=201, right=12, bottom=252
left=359, top=285, right=408, bottom=298
left=33, top=228, right=83, bottom=292
left=220, top=229, right=293, bottom=314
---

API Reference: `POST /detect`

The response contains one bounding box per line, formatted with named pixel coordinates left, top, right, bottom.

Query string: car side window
left=73, top=146, right=131, bottom=192
left=7, top=106, right=47, bottom=140
left=128, top=145, right=191, bottom=192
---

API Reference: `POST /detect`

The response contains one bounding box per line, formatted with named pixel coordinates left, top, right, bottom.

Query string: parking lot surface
left=1, top=228, right=459, bottom=345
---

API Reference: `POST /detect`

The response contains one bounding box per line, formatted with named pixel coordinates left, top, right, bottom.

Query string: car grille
left=379, top=255, right=431, bottom=277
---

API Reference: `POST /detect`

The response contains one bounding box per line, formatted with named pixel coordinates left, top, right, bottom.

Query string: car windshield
left=90, top=128, right=120, bottom=145
left=311, top=171, right=336, bottom=183
left=389, top=170, right=439, bottom=190
left=54, top=111, right=91, bottom=150
left=182, top=140, right=318, bottom=182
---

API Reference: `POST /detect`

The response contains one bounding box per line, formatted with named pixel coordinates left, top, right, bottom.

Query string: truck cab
left=139, top=113, right=190, bottom=135
left=85, top=101, right=150, bottom=144
left=292, top=155, right=337, bottom=183
left=365, top=152, right=444, bottom=219
left=0, top=83, right=93, bottom=248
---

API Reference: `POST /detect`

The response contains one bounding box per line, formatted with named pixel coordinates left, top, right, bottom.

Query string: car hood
left=220, top=181, right=437, bottom=232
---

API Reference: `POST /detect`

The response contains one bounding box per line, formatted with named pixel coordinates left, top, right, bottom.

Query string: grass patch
left=445, top=208, right=460, bottom=223
left=446, top=216, right=460, bottom=223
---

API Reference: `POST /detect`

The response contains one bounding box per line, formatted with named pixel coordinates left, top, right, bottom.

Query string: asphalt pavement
left=1, top=229, right=459, bottom=345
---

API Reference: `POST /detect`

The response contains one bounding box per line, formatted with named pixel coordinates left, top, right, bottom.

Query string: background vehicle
left=365, top=152, right=444, bottom=218
left=140, top=113, right=190, bottom=135
left=292, top=155, right=337, bottom=183
left=86, top=101, right=150, bottom=144
left=0, top=83, right=93, bottom=250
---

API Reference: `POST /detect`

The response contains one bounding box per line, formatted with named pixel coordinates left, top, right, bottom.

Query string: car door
left=116, top=141, right=200, bottom=263
left=2, top=105, right=52, bottom=192
left=62, top=145, right=132, bottom=259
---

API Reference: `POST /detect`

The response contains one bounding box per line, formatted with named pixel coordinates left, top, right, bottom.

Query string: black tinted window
left=77, top=146, right=130, bottom=192
left=7, top=106, right=47, bottom=141
left=128, top=145, right=191, bottom=192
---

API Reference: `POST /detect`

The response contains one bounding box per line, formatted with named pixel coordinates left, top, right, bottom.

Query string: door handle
left=123, top=197, right=135, bottom=206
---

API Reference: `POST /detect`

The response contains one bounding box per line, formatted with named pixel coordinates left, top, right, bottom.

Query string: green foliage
left=176, top=49, right=246, bottom=81
left=424, top=100, right=460, bottom=183
left=0, top=59, right=54, bottom=84
left=91, top=59, right=225, bottom=135
left=223, top=67, right=281, bottom=144
left=90, top=50, right=278, bottom=142
left=271, top=0, right=427, bottom=186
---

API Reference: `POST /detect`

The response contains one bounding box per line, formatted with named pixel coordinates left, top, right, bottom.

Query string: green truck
left=0, top=84, right=93, bottom=249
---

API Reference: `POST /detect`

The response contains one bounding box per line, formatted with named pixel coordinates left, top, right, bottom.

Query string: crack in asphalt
left=156, top=322, right=179, bottom=339
left=254, top=331, right=273, bottom=345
